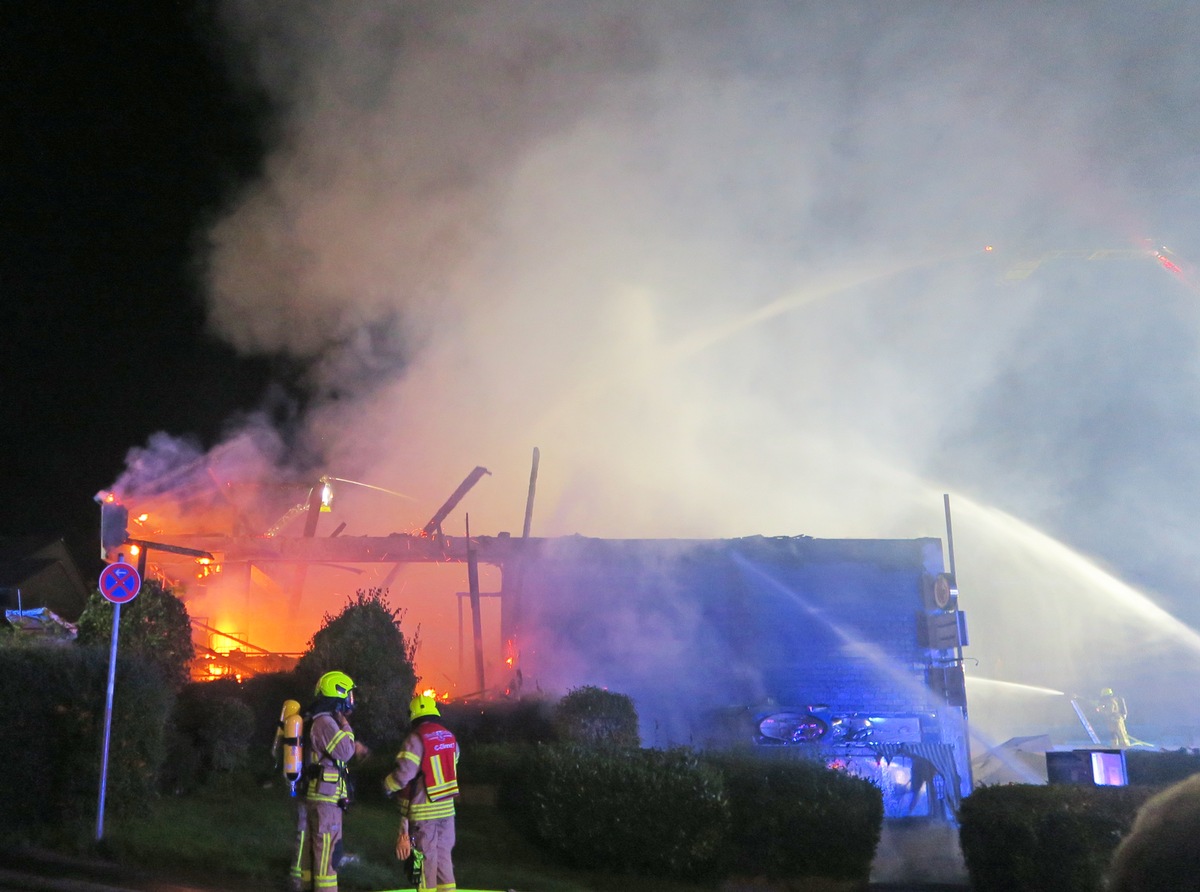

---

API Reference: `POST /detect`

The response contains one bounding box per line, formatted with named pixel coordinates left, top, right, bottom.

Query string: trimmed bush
left=457, top=741, right=532, bottom=786
left=293, top=589, right=418, bottom=752
left=0, top=645, right=172, bottom=843
left=1126, top=748, right=1200, bottom=786
left=705, top=750, right=883, bottom=881
left=497, top=742, right=884, bottom=884
left=439, top=695, right=556, bottom=747
left=500, top=744, right=729, bottom=879
left=959, top=783, right=1157, bottom=892
left=552, top=685, right=640, bottom=748
left=166, top=681, right=255, bottom=790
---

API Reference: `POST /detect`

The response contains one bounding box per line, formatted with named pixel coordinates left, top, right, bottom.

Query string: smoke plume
left=115, top=1, right=1200, bottom=744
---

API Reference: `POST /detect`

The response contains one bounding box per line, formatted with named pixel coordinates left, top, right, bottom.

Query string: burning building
left=99, top=455, right=970, bottom=818
left=508, top=533, right=971, bottom=819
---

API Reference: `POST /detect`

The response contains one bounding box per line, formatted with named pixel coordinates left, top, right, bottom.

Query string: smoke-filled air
left=108, top=1, right=1200, bottom=746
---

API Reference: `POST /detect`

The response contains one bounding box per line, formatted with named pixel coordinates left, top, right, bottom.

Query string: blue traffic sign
left=98, top=562, right=141, bottom=604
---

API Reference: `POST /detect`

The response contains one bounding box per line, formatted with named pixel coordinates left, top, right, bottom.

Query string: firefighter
left=302, top=671, right=368, bottom=892
left=1095, top=687, right=1132, bottom=748
left=384, top=693, right=460, bottom=892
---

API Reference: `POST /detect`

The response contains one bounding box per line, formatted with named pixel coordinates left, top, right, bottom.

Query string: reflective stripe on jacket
left=305, top=711, right=356, bottom=804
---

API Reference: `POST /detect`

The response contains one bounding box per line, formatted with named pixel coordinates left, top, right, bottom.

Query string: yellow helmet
left=315, top=670, right=356, bottom=708
left=410, top=692, right=440, bottom=721
left=1100, top=688, right=1114, bottom=697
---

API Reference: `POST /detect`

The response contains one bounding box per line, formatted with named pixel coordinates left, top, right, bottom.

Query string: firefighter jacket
left=305, top=711, right=357, bottom=806
left=384, top=719, right=460, bottom=821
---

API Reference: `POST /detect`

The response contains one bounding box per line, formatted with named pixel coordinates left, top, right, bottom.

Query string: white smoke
left=119, top=1, right=1200, bottom=743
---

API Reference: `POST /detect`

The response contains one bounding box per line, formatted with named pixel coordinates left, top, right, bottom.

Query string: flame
left=111, top=472, right=496, bottom=690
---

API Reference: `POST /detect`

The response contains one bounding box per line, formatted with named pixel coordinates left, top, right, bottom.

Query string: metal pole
left=96, top=601, right=121, bottom=840
left=943, top=493, right=957, bottom=582
left=943, top=493, right=973, bottom=793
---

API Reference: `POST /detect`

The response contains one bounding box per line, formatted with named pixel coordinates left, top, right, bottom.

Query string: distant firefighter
left=1095, top=687, right=1132, bottom=748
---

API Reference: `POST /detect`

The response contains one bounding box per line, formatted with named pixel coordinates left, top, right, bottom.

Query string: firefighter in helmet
left=299, top=671, right=368, bottom=892
left=384, top=692, right=461, bottom=892
left=1095, top=687, right=1131, bottom=749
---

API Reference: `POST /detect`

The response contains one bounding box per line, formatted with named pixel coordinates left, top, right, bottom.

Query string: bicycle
left=755, top=704, right=877, bottom=746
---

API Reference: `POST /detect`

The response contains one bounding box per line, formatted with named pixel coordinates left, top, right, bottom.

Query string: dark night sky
left=2, top=2, right=287, bottom=576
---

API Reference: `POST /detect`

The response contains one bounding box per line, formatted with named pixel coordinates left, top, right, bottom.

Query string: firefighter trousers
left=411, top=816, right=456, bottom=892
left=288, top=800, right=310, bottom=892
left=305, top=800, right=345, bottom=892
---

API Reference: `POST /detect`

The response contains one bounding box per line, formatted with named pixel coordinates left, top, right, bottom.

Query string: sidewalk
left=869, top=819, right=969, bottom=890
left=0, top=849, right=241, bottom=892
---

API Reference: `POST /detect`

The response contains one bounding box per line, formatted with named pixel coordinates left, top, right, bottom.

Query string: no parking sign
left=98, top=562, right=141, bottom=604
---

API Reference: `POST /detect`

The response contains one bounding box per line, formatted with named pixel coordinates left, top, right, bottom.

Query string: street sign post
left=95, top=559, right=141, bottom=840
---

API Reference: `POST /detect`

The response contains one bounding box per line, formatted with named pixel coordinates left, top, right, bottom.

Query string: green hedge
left=1126, top=749, right=1200, bottom=786
left=0, top=645, right=173, bottom=843
left=437, top=696, right=556, bottom=746
left=959, top=784, right=1157, bottom=892
left=707, top=750, right=883, bottom=880
left=163, top=681, right=256, bottom=792
left=500, top=744, right=728, bottom=879
left=497, top=744, right=884, bottom=883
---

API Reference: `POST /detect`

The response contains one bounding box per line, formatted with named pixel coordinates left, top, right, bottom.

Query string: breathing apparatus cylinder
left=278, top=700, right=304, bottom=795
left=272, top=700, right=300, bottom=761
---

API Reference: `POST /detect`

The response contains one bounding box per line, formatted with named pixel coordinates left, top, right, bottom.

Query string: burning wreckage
left=98, top=456, right=971, bottom=819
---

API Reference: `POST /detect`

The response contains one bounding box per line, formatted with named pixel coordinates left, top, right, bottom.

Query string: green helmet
left=410, top=692, right=440, bottom=721
left=315, top=670, right=356, bottom=709
left=1100, top=688, right=1115, bottom=697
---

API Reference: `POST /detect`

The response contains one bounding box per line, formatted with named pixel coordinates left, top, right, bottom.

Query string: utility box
left=1046, top=749, right=1128, bottom=786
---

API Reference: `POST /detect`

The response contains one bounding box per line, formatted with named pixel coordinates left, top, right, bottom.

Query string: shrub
left=240, top=671, right=309, bottom=782
left=500, top=744, right=728, bottom=879
left=1126, top=749, right=1200, bottom=786
left=704, top=750, right=883, bottom=881
left=552, top=685, right=640, bottom=747
left=457, top=741, right=532, bottom=786
left=294, top=589, right=417, bottom=751
left=165, top=681, right=256, bottom=790
left=76, top=579, right=195, bottom=690
left=439, top=695, right=556, bottom=747
left=0, top=645, right=172, bottom=842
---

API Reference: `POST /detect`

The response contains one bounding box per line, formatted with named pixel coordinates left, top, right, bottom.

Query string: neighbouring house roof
left=0, top=537, right=90, bottom=622
left=5, top=606, right=78, bottom=641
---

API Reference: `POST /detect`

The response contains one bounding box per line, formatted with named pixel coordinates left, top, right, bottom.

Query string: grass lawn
left=101, top=778, right=717, bottom=892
